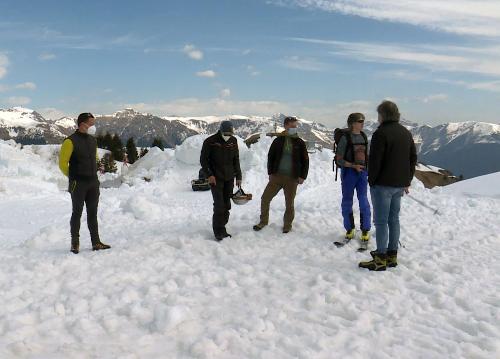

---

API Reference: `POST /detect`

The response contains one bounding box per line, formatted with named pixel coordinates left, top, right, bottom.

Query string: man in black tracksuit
left=59, top=113, right=110, bottom=253
left=200, top=121, right=242, bottom=241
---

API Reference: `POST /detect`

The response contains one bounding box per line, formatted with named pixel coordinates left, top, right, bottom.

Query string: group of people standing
left=59, top=100, right=416, bottom=272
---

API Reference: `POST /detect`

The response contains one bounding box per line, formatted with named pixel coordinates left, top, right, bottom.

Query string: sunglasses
left=356, top=120, right=365, bottom=124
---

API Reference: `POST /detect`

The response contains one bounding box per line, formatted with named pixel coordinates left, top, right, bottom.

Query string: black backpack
left=333, top=128, right=368, bottom=181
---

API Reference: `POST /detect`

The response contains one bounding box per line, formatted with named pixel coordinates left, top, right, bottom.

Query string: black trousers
left=69, top=178, right=100, bottom=244
left=210, top=179, right=234, bottom=236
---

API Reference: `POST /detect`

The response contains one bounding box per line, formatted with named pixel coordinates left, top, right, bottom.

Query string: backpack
left=333, top=128, right=368, bottom=181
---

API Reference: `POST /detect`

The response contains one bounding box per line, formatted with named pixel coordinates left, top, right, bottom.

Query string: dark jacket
left=68, top=131, right=98, bottom=181
left=268, top=134, right=309, bottom=179
left=200, top=132, right=242, bottom=181
left=368, top=120, right=417, bottom=187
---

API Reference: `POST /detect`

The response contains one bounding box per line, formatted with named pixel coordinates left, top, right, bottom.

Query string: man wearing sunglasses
left=200, top=120, right=242, bottom=241
left=335, top=113, right=371, bottom=247
left=58, top=112, right=110, bottom=254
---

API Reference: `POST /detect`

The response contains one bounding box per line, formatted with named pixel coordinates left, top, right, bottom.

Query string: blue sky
left=1, top=0, right=499, bottom=127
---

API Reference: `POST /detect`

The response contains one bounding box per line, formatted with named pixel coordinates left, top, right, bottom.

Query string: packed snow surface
left=0, top=137, right=499, bottom=358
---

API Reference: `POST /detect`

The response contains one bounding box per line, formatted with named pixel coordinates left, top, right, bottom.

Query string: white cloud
left=467, top=80, right=500, bottom=92
left=39, top=53, right=56, bottom=61
left=271, top=0, right=500, bottom=37
left=421, top=94, right=449, bottom=103
left=0, top=84, right=9, bottom=92
left=196, top=70, right=216, bottom=78
left=0, top=53, right=9, bottom=79
left=183, top=44, right=204, bottom=60
left=278, top=55, right=330, bottom=71
left=6, top=96, right=31, bottom=106
left=292, top=37, right=500, bottom=77
left=220, top=88, right=231, bottom=98
left=246, top=65, right=261, bottom=76
left=15, top=82, right=37, bottom=90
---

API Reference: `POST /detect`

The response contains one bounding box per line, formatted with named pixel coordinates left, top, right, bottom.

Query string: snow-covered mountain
left=1, top=107, right=499, bottom=178
left=0, top=107, right=74, bottom=144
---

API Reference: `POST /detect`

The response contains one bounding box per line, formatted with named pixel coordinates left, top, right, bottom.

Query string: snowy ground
left=0, top=137, right=499, bottom=359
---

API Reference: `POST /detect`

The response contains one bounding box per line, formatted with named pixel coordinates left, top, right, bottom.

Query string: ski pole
left=406, top=194, right=440, bottom=215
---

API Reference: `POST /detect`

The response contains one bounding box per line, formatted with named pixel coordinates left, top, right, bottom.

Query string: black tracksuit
left=200, top=132, right=242, bottom=237
left=67, top=131, right=100, bottom=244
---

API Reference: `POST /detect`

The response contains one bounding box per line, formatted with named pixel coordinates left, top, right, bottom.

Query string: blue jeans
left=341, top=168, right=371, bottom=231
left=370, top=185, right=404, bottom=254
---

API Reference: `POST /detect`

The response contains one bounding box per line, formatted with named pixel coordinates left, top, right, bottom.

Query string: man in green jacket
left=59, top=112, right=110, bottom=254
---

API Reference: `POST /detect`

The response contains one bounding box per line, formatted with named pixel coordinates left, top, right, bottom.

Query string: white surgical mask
left=287, top=128, right=298, bottom=135
left=87, top=125, right=97, bottom=136
left=222, top=135, right=231, bottom=142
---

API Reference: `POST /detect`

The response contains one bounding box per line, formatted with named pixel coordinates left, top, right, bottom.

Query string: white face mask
left=287, top=128, right=298, bottom=135
left=222, top=135, right=231, bottom=142
left=87, top=125, right=97, bottom=136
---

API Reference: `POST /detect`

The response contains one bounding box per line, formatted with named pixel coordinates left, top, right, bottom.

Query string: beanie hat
left=220, top=120, right=234, bottom=134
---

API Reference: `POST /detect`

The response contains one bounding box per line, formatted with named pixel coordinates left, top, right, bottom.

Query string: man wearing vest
left=58, top=113, right=110, bottom=254
left=359, top=101, right=417, bottom=271
left=335, top=113, right=371, bottom=244
left=253, top=116, right=309, bottom=234
left=200, top=120, right=243, bottom=241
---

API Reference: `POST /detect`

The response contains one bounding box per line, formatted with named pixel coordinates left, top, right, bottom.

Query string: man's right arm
left=58, top=139, right=73, bottom=177
left=267, top=139, right=277, bottom=175
left=200, top=139, right=214, bottom=178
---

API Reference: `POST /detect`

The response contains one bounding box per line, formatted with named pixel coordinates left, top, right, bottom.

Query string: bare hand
left=404, top=187, right=410, bottom=194
left=352, top=164, right=365, bottom=172
left=235, top=179, right=242, bottom=188
left=298, top=177, right=305, bottom=184
left=208, top=176, right=216, bottom=186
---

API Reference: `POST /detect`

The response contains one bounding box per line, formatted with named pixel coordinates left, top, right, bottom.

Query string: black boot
left=70, top=237, right=79, bottom=254
left=387, top=250, right=398, bottom=268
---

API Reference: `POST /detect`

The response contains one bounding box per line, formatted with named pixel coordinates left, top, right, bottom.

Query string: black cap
left=77, top=112, right=95, bottom=126
left=220, top=120, right=234, bottom=134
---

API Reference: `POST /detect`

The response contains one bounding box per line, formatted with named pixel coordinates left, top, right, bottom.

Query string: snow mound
left=442, top=171, right=500, bottom=198
left=121, top=196, right=164, bottom=221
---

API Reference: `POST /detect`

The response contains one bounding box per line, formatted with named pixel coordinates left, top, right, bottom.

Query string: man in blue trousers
left=335, top=113, right=371, bottom=245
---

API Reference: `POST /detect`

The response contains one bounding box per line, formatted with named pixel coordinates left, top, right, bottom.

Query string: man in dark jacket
left=253, top=116, right=309, bottom=233
left=58, top=112, right=111, bottom=254
left=359, top=101, right=417, bottom=271
left=200, top=120, right=242, bottom=241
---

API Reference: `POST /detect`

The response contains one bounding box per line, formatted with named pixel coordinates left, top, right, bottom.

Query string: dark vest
left=68, top=131, right=98, bottom=181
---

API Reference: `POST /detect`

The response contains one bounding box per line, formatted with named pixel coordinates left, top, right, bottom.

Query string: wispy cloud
left=0, top=53, right=9, bottom=79
left=39, top=52, right=56, bottom=61
left=421, top=93, right=449, bottom=103
left=196, top=70, right=216, bottom=78
left=220, top=88, right=231, bottom=98
left=467, top=80, right=500, bottom=92
left=183, top=44, right=204, bottom=60
left=270, top=0, right=500, bottom=37
left=15, top=82, right=37, bottom=90
left=246, top=65, right=261, bottom=76
left=278, top=55, right=330, bottom=71
left=291, top=37, right=500, bottom=77
left=6, top=96, right=31, bottom=106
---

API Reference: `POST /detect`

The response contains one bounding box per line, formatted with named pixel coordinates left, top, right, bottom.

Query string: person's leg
left=387, top=188, right=404, bottom=251
left=222, top=180, right=234, bottom=233
left=85, top=179, right=100, bottom=246
left=341, top=168, right=356, bottom=231
left=370, top=186, right=392, bottom=254
left=356, top=171, right=371, bottom=232
left=282, top=176, right=298, bottom=232
left=258, top=175, right=283, bottom=226
left=70, top=180, right=86, bottom=248
left=211, top=179, right=227, bottom=238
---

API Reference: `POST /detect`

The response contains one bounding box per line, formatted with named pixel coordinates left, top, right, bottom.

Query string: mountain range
left=1, top=106, right=499, bottom=179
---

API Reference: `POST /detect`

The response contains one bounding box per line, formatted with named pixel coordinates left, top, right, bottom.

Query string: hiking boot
left=359, top=252, right=387, bottom=271
left=70, top=238, right=79, bottom=254
left=253, top=223, right=267, bottom=231
left=92, top=242, right=111, bottom=251
left=222, top=231, right=232, bottom=239
left=214, top=234, right=224, bottom=242
left=387, top=250, right=398, bottom=268
left=360, top=231, right=370, bottom=242
left=345, top=229, right=356, bottom=240
left=283, top=226, right=292, bottom=234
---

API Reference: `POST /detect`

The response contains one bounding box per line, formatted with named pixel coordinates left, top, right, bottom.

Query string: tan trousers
left=259, top=174, right=298, bottom=230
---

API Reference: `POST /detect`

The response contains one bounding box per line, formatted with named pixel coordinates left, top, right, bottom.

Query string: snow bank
left=442, top=171, right=500, bottom=198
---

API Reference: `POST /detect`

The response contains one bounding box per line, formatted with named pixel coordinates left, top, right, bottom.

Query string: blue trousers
left=341, top=168, right=371, bottom=231
left=370, top=185, right=404, bottom=254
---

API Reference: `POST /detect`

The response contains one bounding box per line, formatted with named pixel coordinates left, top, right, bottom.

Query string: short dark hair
left=377, top=101, right=400, bottom=122
left=283, top=116, right=298, bottom=126
left=77, top=112, right=95, bottom=126
left=347, top=113, right=365, bottom=127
